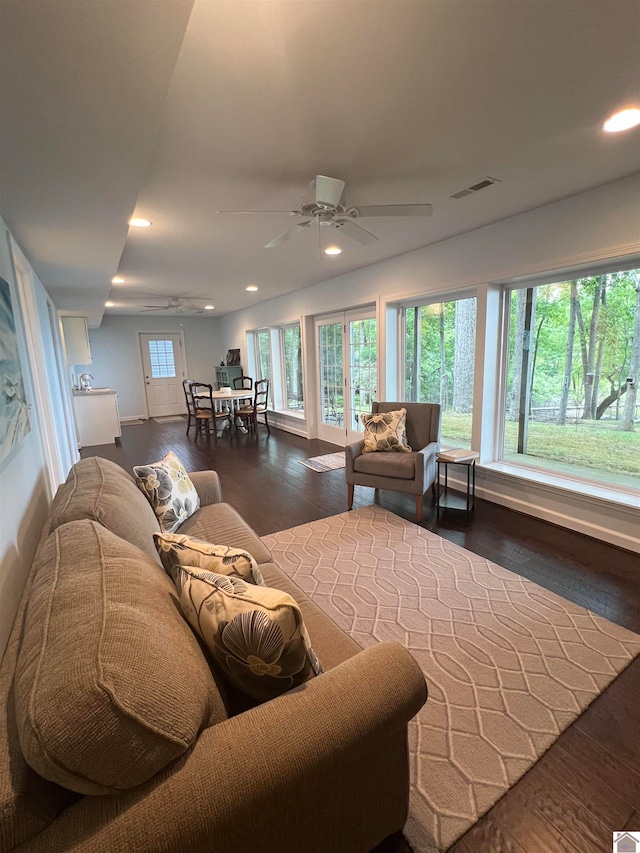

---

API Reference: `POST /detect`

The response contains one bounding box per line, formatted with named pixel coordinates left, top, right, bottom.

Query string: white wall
left=218, top=175, right=640, bottom=552
left=82, top=314, right=222, bottom=420
left=0, top=217, right=50, bottom=658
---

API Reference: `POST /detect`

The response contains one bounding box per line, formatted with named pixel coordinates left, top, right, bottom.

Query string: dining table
left=194, top=388, right=252, bottom=434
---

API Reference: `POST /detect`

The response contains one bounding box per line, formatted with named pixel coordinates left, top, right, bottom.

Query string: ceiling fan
left=217, top=175, right=433, bottom=248
left=141, top=297, right=207, bottom=314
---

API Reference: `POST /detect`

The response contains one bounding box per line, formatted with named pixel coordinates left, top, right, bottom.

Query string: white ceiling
left=1, top=0, right=639, bottom=325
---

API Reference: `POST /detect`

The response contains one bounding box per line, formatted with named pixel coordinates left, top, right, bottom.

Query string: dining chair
left=233, top=376, right=253, bottom=392
left=182, top=379, right=197, bottom=435
left=188, top=382, right=231, bottom=440
left=237, top=378, right=270, bottom=435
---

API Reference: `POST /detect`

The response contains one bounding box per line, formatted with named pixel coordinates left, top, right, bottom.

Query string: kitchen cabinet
left=62, top=316, right=92, bottom=365
left=72, top=390, right=121, bottom=447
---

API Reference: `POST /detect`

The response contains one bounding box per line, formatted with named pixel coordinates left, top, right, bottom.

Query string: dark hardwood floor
left=83, top=420, right=640, bottom=853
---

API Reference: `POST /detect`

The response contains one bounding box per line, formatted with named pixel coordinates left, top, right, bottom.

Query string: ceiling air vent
left=451, top=176, right=500, bottom=200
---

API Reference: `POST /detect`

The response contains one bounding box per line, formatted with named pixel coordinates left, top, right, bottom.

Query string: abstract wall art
left=0, top=276, right=30, bottom=463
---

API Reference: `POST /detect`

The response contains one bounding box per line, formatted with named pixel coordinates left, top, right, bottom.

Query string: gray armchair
left=346, top=402, right=441, bottom=522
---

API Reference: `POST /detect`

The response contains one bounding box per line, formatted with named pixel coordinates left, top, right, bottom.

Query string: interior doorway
left=139, top=332, right=187, bottom=418
left=315, top=307, right=377, bottom=445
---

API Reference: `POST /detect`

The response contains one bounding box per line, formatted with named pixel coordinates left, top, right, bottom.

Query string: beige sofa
left=0, top=456, right=427, bottom=853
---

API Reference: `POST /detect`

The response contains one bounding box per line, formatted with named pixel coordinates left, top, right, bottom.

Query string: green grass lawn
left=441, top=413, right=640, bottom=479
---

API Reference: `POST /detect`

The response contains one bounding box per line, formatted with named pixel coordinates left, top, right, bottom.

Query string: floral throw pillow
left=133, top=451, right=200, bottom=533
left=361, top=408, right=412, bottom=453
left=154, top=532, right=264, bottom=586
left=173, top=566, right=322, bottom=702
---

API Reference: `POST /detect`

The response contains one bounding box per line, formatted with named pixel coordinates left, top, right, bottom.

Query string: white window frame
left=496, top=259, right=640, bottom=494
left=397, top=288, right=478, bottom=448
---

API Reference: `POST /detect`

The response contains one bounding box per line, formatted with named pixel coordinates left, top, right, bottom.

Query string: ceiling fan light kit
left=218, top=175, right=433, bottom=250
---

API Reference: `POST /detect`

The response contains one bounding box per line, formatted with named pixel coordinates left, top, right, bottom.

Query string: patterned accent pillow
left=133, top=451, right=200, bottom=533
left=154, top=531, right=265, bottom=586
left=174, top=566, right=323, bottom=702
left=361, top=408, right=412, bottom=453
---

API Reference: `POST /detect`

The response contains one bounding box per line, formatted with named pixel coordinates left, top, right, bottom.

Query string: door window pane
left=148, top=340, right=176, bottom=378
left=319, top=323, right=343, bottom=426
left=404, top=297, right=476, bottom=447
left=349, top=318, right=377, bottom=431
left=254, top=330, right=272, bottom=405
left=503, top=268, right=640, bottom=488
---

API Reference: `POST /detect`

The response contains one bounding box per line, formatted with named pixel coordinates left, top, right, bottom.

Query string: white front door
left=316, top=308, right=377, bottom=445
left=139, top=333, right=187, bottom=418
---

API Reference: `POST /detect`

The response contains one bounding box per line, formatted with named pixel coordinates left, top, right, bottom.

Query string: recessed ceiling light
left=129, top=217, right=152, bottom=227
left=111, top=276, right=125, bottom=284
left=204, top=305, right=215, bottom=310
left=324, top=246, right=342, bottom=255
left=603, top=107, right=640, bottom=133
left=246, top=285, right=259, bottom=292
left=105, top=301, right=115, bottom=308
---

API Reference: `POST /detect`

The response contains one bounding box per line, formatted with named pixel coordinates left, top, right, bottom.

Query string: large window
left=249, top=323, right=305, bottom=413
left=281, top=323, right=304, bottom=411
left=404, top=295, right=477, bottom=447
left=252, top=329, right=272, bottom=406
left=502, top=266, right=640, bottom=488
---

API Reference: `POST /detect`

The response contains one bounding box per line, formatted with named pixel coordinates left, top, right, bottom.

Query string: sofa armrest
left=189, top=470, right=223, bottom=506
left=26, top=643, right=427, bottom=853
left=345, top=439, right=365, bottom=476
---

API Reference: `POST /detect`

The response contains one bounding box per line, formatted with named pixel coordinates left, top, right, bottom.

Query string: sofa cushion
left=174, top=566, right=322, bottom=703
left=361, top=408, right=411, bottom=453
left=133, top=451, right=200, bottom=533
left=49, top=456, right=162, bottom=565
left=14, top=520, right=227, bottom=796
left=354, top=450, right=417, bottom=480
left=179, top=502, right=273, bottom=565
left=154, top=531, right=265, bottom=586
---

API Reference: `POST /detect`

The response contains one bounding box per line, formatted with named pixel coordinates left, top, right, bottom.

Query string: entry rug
left=298, top=451, right=345, bottom=472
left=152, top=415, right=186, bottom=424
left=262, top=506, right=640, bottom=852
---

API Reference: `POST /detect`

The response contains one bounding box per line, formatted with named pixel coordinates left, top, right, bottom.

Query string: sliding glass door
left=316, top=308, right=377, bottom=445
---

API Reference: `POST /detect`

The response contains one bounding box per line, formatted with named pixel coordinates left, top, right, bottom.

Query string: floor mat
left=152, top=415, right=186, bottom=424
left=298, top=451, right=345, bottom=472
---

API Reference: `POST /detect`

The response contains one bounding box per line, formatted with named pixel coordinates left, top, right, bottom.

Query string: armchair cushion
left=354, top=451, right=417, bottom=480
left=361, top=408, right=411, bottom=453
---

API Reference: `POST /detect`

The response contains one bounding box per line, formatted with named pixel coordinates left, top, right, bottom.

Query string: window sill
left=481, top=460, right=640, bottom=512
left=269, top=409, right=305, bottom=421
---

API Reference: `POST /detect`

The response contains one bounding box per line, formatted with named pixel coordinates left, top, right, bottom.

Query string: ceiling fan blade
left=265, top=221, right=312, bottom=248
left=142, top=305, right=170, bottom=309
left=315, top=176, right=345, bottom=209
left=217, top=209, right=303, bottom=215
left=350, top=204, right=433, bottom=218
left=333, top=219, right=378, bottom=245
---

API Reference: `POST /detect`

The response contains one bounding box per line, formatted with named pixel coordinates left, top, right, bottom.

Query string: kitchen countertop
left=73, top=388, right=117, bottom=396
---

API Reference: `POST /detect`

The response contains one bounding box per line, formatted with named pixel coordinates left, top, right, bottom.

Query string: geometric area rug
left=262, top=506, right=640, bottom=852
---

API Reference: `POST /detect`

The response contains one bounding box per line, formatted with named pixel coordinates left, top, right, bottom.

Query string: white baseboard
left=442, top=468, right=640, bottom=554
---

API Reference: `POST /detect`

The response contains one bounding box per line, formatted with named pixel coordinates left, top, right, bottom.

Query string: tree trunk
left=582, top=276, right=603, bottom=419
left=453, top=299, right=476, bottom=413
left=438, top=305, right=447, bottom=408
left=508, top=289, right=527, bottom=421
left=597, top=380, right=627, bottom=420
left=575, top=293, right=588, bottom=414
left=557, top=282, right=578, bottom=425
left=619, top=276, right=640, bottom=431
